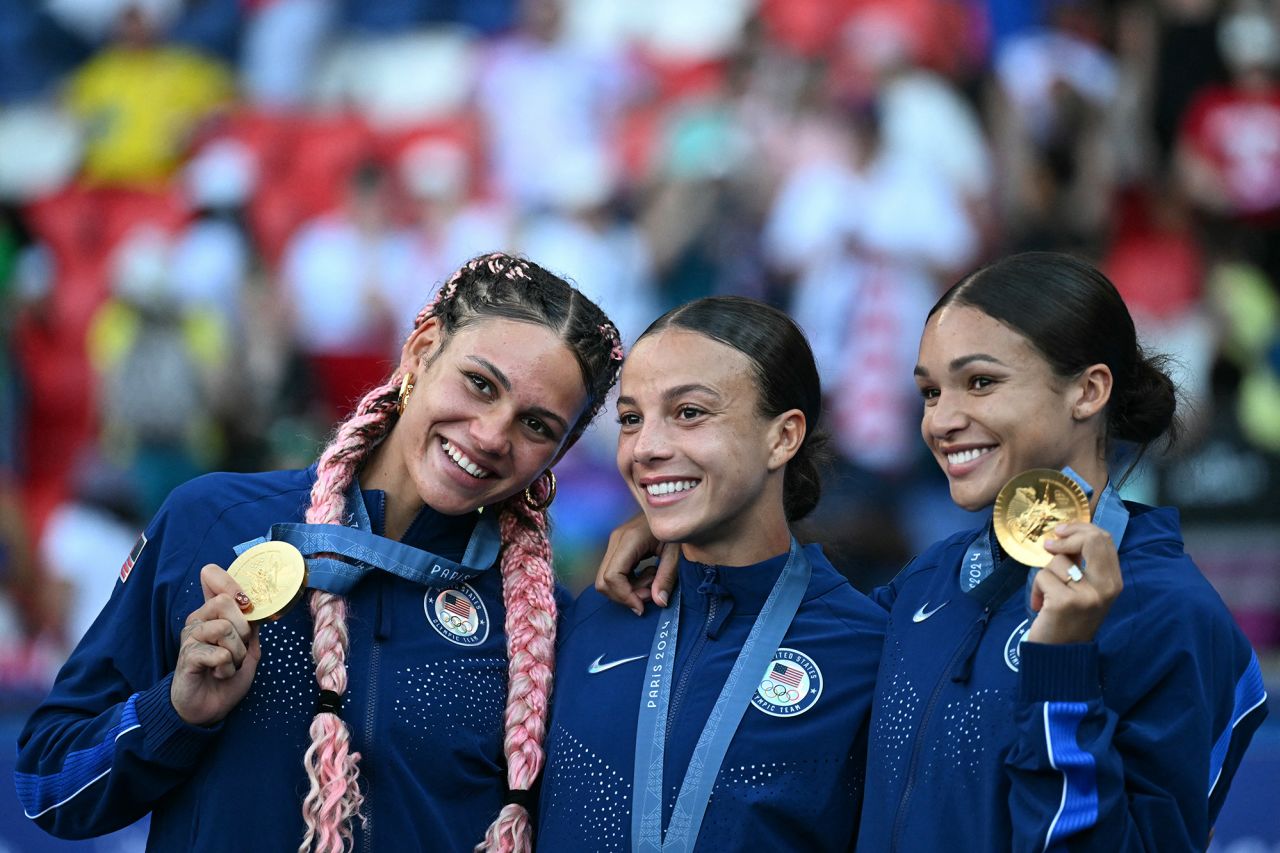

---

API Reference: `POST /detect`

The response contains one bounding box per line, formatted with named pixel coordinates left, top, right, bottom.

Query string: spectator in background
left=240, top=0, right=336, bottom=110
left=989, top=2, right=1120, bottom=253
left=0, top=228, right=49, bottom=699
left=475, top=0, right=635, bottom=210
left=62, top=2, right=233, bottom=187
left=397, top=135, right=515, bottom=344
left=765, top=94, right=978, bottom=581
left=87, top=226, right=229, bottom=517
left=1176, top=0, right=1280, bottom=285
left=279, top=161, right=411, bottom=419
left=517, top=151, right=660, bottom=346
left=172, top=138, right=256, bottom=339
left=36, top=453, right=142, bottom=657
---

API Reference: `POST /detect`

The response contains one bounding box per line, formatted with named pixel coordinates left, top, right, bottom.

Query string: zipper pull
left=696, top=564, right=723, bottom=599
left=696, top=564, right=727, bottom=638
left=950, top=608, right=993, bottom=684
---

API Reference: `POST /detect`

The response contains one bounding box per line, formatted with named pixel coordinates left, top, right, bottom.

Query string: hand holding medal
left=171, top=543, right=305, bottom=726
left=994, top=469, right=1125, bottom=645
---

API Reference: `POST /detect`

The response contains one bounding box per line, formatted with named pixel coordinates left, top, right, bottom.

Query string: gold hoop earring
left=523, top=470, right=556, bottom=512
left=397, top=373, right=415, bottom=415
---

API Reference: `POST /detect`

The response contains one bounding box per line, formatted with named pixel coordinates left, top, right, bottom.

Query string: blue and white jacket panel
left=857, top=502, right=1268, bottom=853
left=538, top=545, right=887, bottom=852
left=15, top=467, right=558, bottom=852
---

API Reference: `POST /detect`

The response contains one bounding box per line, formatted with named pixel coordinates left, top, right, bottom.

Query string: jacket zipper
left=665, top=592, right=718, bottom=740
left=888, top=606, right=995, bottom=852
left=360, top=641, right=381, bottom=853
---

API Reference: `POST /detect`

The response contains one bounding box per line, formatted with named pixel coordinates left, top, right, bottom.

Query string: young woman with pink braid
left=15, top=252, right=624, bottom=853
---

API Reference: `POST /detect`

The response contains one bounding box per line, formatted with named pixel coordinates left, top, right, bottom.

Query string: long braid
left=298, top=380, right=400, bottom=853
left=477, top=484, right=558, bottom=853
left=284, top=251, right=621, bottom=853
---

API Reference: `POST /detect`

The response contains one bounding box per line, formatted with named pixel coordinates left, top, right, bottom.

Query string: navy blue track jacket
left=538, top=545, right=887, bottom=852
left=14, top=467, right=552, bottom=852
left=857, top=502, right=1268, bottom=852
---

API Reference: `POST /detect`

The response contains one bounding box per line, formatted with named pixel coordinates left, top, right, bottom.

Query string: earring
left=397, top=373, right=415, bottom=415
left=523, top=470, right=557, bottom=512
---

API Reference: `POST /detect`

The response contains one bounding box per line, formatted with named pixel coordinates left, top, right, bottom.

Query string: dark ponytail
left=638, top=296, right=828, bottom=521
left=782, top=430, right=831, bottom=522
left=931, top=252, right=1181, bottom=474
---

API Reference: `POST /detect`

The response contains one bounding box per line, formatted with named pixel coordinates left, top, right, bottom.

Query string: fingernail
left=654, top=592, right=667, bottom=607
left=235, top=591, right=252, bottom=611
left=632, top=606, right=643, bottom=617
left=1054, top=524, right=1068, bottom=534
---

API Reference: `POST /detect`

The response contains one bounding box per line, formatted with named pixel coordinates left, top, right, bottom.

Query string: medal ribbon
left=960, top=467, right=1131, bottom=596
left=631, top=538, right=812, bottom=853
left=233, top=480, right=502, bottom=593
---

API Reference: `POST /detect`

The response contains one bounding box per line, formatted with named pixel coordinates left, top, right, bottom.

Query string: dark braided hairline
left=414, top=253, right=621, bottom=433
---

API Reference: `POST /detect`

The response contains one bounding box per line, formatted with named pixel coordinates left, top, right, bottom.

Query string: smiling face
left=368, top=316, right=588, bottom=516
left=616, top=329, right=799, bottom=565
left=914, top=305, right=1108, bottom=511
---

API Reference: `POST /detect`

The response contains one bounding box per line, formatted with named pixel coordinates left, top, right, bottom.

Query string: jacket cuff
left=134, top=673, right=222, bottom=767
left=1018, top=642, right=1102, bottom=703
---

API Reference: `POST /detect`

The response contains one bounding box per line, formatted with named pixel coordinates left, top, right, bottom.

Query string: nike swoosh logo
left=912, top=601, right=949, bottom=623
left=587, top=654, right=647, bottom=674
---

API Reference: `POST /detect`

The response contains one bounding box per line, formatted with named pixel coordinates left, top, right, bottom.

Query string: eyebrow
left=469, top=357, right=511, bottom=391
left=617, top=383, right=723, bottom=409
left=914, top=353, right=1010, bottom=377
left=468, top=356, right=570, bottom=433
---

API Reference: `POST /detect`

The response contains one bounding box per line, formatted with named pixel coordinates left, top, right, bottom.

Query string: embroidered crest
left=120, top=533, right=147, bottom=583
left=424, top=583, right=489, bottom=646
left=751, top=648, right=823, bottom=718
left=1004, top=618, right=1031, bottom=672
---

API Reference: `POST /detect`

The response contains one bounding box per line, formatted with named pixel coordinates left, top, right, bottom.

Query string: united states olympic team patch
left=752, top=647, right=822, bottom=717
left=1004, top=618, right=1031, bottom=672
left=424, top=583, right=490, bottom=646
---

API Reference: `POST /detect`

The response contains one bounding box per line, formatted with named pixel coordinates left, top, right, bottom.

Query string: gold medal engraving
left=226, top=541, right=307, bottom=623
left=993, top=469, right=1090, bottom=567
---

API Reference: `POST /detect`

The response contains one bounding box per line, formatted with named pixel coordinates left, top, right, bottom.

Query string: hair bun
left=1110, top=352, right=1179, bottom=446
left=783, top=429, right=831, bottom=522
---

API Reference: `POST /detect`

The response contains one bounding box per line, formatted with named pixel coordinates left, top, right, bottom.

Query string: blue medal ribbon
left=233, top=480, right=503, bottom=594
left=631, top=537, right=812, bottom=853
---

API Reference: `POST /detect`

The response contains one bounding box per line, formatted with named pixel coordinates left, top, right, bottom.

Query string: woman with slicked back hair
left=596, top=254, right=1267, bottom=853
left=16, top=253, right=624, bottom=853
left=538, top=296, right=886, bottom=851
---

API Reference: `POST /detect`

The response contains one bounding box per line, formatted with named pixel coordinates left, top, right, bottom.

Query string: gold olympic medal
left=992, top=469, right=1090, bottom=567
left=226, top=542, right=307, bottom=623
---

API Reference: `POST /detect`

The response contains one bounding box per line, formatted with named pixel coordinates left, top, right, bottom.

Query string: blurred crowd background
left=0, top=0, right=1278, bottom=814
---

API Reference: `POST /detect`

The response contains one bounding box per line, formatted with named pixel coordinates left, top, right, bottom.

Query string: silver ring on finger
left=1066, top=564, right=1084, bottom=584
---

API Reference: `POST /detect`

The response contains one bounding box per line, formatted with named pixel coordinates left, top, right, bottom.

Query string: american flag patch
left=442, top=591, right=472, bottom=619
left=120, top=533, right=147, bottom=583
left=771, top=662, right=803, bottom=688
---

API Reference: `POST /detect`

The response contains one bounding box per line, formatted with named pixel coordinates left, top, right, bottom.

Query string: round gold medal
left=226, top=541, right=307, bottom=623
left=993, top=469, right=1090, bottom=567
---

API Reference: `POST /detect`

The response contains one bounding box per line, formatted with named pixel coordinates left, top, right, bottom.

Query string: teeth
left=947, top=447, right=992, bottom=465
left=441, top=439, right=490, bottom=479
left=645, top=480, right=699, bottom=497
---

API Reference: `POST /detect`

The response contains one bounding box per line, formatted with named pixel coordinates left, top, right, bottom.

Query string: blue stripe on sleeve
left=1208, top=652, right=1267, bottom=798
left=15, top=694, right=142, bottom=819
left=1042, top=701, right=1097, bottom=852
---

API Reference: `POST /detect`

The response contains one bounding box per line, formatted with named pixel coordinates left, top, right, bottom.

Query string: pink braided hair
left=476, top=481, right=558, bottom=853
left=291, top=252, right=620, bottom=853
left=298, top=380, right=401, bottom=853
